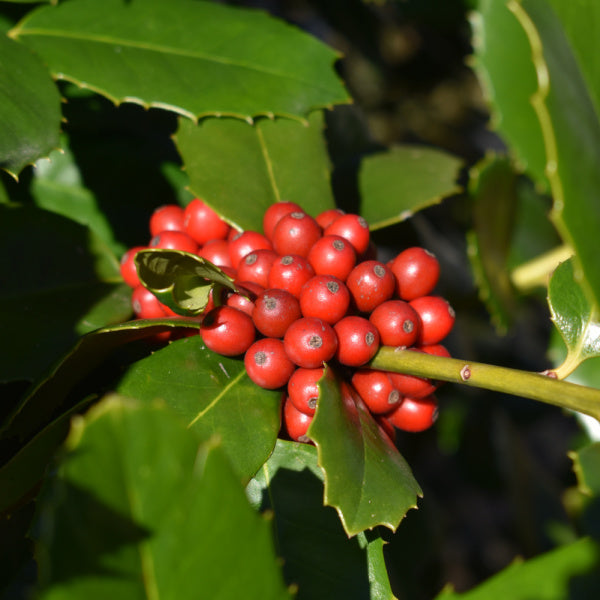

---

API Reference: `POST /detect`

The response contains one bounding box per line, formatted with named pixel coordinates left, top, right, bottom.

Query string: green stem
left=369, top=347, right=600, bottom=422
left=510, top=244, right=573, bottom=292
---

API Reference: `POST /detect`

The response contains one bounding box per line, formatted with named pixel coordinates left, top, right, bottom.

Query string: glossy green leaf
left=135, top=248, right=237, bottom=315
left=0, top=34, right=61, bottom=177
left=548, top=258, right=600, bottom=378
left=358, top=145, right=463, bottom=230
left=570, top=442, right=600, bottom=497
left=116, top=336, right=281, bottom=482
left=175, top=111, right=335, bottom=232
left=35, top=395, right=291, bottom=600
left=308, top=370, right=422, bottom=537
left=436, top=537, right=600, bottom=600
left=11, top=0, right=349, bottom=122
left=247, top=440, right=397, bottom=600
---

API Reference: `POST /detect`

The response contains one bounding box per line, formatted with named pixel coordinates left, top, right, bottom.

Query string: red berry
left=271, top=211, right=322, bottom=258
left=307, top=234, right=356, bottom=282
left=351, top=369, right=402, bottom=414
left=299, top=275, right=350, bottom=325
left=315, top=207, right=345, bottom=229
left=389, top=247, right=440, bottom=301
left=120, top=245, right=146, bottom=288
left=200, top=306, right=256, bottom=357
left=252, top=288, right=302, bottom=338
left=197, top=239, right=232, bottom=268
left=283, top=395, right=313, bottom=443
left=409, top=295, right=455, bottom=345
left=287, top=367, right=324, bottom=416
left=244, top=338, right=296, bottom=389
left=346, top=260, right=395, bottom=313
left=386, top=395, right=439, bottom=432
left=374, top=414, right=397, bottom=444
left=333, top=316, right=380, bottom=367
left=149, top=204, right=185, bottom=237
left=387, top=370, right=437, bottom=399
left=131, top=285, right=168, bottom=319
left=283, top=317, right=338, bottom=368
left=228, top=230, right=273, bottom=270
left=268, top=254, right=315, bottom=297
left=184, top=198, right=230, bottom=245
left=262, top=201, right=303, bottom=240
left=369, top=300, right=420, bottom=347
left=324, top=213, right=370, bottom=256
left=226, top=281, right=264, bottom=316
left=236, top=249, right=278, bottom=288
left=150, top=230, right=198, bottom=254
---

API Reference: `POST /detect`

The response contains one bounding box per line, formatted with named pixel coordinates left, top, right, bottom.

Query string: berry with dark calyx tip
left=244, top=338, right=296, bottom=389
left=200, top=305, right=256, bottom=357
left=149, top=204, right=185, bottom=237
left=252, top=288, right=302, bottom=338
left=385, top=394, right=439, bottom=432
left=268, top=254, right=315, bottom=297
left=346, top=260, right=395, bottom=313
left=369, top=299, right=420, bottom=347
left=271, top=211, right=322, bottom=258
left=351, top=369, right=402, bottom=414
left=315, top=207, right=345, bottom=229
left=409, top=295, right=455, bottom=346
left=287, top=367, right=324, bottom=416
left=299, top=274, right=351, bottom=325
left=283, top=395, right=313, bottom=443
left=283, top=317, right=338, bottom=368
left=389, top=246, right=440, bottom=301
left=333, top=315, right=380, bottom=367
left=120, top=245, right=146, bottom=288
left=236, top=249, right=278, bottom=288
left=324, top=213, right=370, bottom=256
left=150, top=230, right=198, bottom=254
left=184, top=198, right=230, bottom=245
left=307, top=234, right=356, bottom=282
left=197, top=239, right=232, bottom=268
left=228, top=230, right=273, bottom=270
left=226, top=281, right=264, bottom=316
left=262, top=201, right=303, bottom=240
left=131, top=285, right=168, bottom=319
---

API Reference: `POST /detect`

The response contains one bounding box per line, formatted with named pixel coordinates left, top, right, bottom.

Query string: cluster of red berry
left=120, top=199, right=455, bottom=444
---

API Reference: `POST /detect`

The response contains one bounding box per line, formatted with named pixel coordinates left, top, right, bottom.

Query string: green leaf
left=11, top=0, right=349, bottom=122
left=358, top=145, right=463, bottom=230
left=135, top=248, right=237, bottom=315
left=436, top=537, right=600, bottom=600
left=570, top=442, right=600, bottom=497
left=35, top=395, right=292, bottom=600
left=308, top=369, right=422, bottom=537
left=116, top=336, right=282, bottom=483
left=0, top=33, right=61, bottom=177
left=548, top=258, right=600, bottom=378
left=175, top=111, right=335, bottom=232
left=247, top=440, right=397, bottom=600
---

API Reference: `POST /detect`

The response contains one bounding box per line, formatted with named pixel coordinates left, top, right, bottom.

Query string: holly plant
left=2, top=0, right=600, bottom=598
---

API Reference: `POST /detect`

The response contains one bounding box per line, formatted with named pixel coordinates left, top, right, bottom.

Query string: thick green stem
left=370, top=347, right=600, bottom=422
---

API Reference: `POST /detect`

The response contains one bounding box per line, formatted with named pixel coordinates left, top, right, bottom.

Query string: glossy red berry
left=387, top=369, right=437, bottom=399
left=283, top=317, right=338, bottom=368
left=299, top=275, right=350, bottom=325
left=346, top=260, right=395, bottom=313
left=197, top=239, right=232, bottom=268
left=149, top=230, right=198, bottom=254
left=315, top=207, right=345, bottom=229
left=149, top=204, right=185, bottom=237
left=389, top=247, right=440, bottom=301
left=385, top=395, right=439, bottom=432
left=324, top=213, right=370, bottom=256
left=351, top=369, right=402, bottom=414
left=262, top=201, right=303, bottom=240
left=228, top=230, right=273, bottom=270
left=333, top=315, right=380, bottom=367
left=287, top=367, right=324, bottom=416
left=183, top=198, right=230, bottom=245
left=252, top=288, right=302, bottom=338
left=271, top=211, right=322, bottom=258
left=131, top=285, right=168, bottom=319
left=283, top=395, right=313, bottom=443
left=120, top=245, right=146, bottom=288
left=200, top=306, right=256, bottom=357
left=244, top=338, right=296, bottom=389
left=369, top=300, right=420, bottom=347
left=409, top=295, right=455, bottom=345
left=236, top=249, right=278, bottom=288
left=267, top=254, right=315, bottom=297
left=307, top=234, right=356, bottom=282
left=226, top=281, right=264, bottom=316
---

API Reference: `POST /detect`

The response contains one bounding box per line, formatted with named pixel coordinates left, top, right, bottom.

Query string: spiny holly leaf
left=116, top=336, right=281, bottom=483
left=308, top=369, right=422, bottom=537
left=247, top=440, right=397, bottom=600
left=135, top=248, right=237, bottom=316
left=175, top=111, right=335, bottom=232
left=34, top=395, right=292, bottom=600
left=11, top=0, right=349, bottom=122
left=548, top=258, right=600, bottom=378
